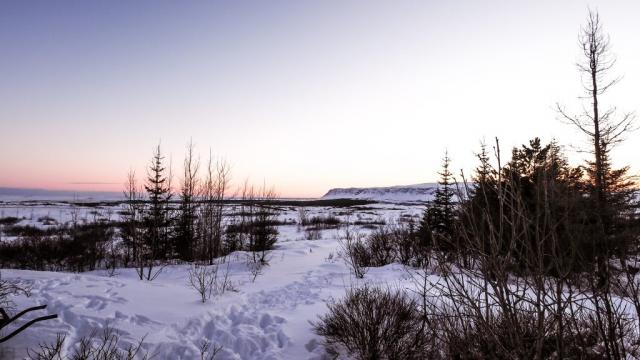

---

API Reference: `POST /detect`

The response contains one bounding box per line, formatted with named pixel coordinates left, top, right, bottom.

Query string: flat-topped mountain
left=321, top=183, right=437, bottom=203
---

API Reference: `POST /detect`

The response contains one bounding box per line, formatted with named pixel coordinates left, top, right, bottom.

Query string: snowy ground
left=0, top=202, right=423, bottom=359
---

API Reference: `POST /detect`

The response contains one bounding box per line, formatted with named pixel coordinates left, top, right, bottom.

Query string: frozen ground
left=0, top=202, right=424, bottom=359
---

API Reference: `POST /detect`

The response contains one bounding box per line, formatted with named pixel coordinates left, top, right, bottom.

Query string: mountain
left=321, top=183, right=437, bottom=203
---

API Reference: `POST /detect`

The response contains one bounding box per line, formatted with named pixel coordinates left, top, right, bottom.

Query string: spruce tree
left=420, top=151, right=456, bottom=249
left=143, top=144, right=172, bottom=270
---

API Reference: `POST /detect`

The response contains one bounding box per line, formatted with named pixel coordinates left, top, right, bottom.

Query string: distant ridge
left=0, top=187, right=122, bottom=202
left=321, top=183, right=437, bottom=203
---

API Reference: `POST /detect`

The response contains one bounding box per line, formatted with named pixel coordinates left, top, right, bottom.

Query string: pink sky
left=1, top=1, right=639, bottom=198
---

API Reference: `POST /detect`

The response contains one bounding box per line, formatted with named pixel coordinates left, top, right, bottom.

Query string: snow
left=321, top=183, right=436, bottom=203
left=0, top=203, right=425, bottom=359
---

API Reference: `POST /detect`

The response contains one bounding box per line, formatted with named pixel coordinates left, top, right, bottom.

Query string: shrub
left=0, top=222, right=116, bottom=272
left=338, top=230, right=369, bottom=278
left=339, top=222, right=424, bottom=273
left=187, top=264, right=216, bottom=303
left=304, top=227, right=322, bottom=240
left=314, top=285, right=428, bottom=360
left=427, top=305, right=604, bottom=360
left=187, top=261, right=234, bottom=303
left=27, top=325, right=148, bottom=360
left=0, top=217, right=20, bottom=226
left=305, top=214, right=341, bottom=228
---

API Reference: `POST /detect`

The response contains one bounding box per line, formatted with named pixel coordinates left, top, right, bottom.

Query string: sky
left=1, top=0, right=639, bottom=198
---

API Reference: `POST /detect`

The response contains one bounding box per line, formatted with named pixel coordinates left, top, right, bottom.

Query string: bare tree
left=557, top=11, right=637, bottom=358
left=176, top=140, right=200, bottom=261
left=198, top=153, right=231, bottom=264
left=557, top=9, right=635, bottom=222
left=122, top=170, right=147, bottom=280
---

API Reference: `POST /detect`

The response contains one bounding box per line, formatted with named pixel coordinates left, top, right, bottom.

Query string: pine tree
left=474, top=142, right=493, bottom=189
left=420, top=151, right=456, bottom=249
left=143, top=144, right=172, bottom=276
left=585, top=143, right=637, bottom=256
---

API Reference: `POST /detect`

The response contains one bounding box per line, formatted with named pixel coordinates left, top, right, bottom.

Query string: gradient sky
left=1, top=0, right=639, bottom=197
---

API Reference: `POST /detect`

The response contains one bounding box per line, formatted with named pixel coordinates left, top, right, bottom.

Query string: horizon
left=0, top=182, right=440, bottom=201
left=2, top=1, right=640, bottom=197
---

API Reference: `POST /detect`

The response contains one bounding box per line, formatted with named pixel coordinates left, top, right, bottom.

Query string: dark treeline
left=317, top=10, right=640, bottom=360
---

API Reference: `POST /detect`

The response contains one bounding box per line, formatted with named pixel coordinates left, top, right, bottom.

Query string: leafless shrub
left=366, top=226, right=396, bottom=267
left=187, top=260, right=234, bottom=303
left=420, top=299, right=604, bottom=360
left=188, top=264, right=216, bottom=303
left=313, top=285, right=429, bottom=360
left=338, top=221, right=422, bottom=277
left=297, top=207, right=308, bottom=228
left=26, top=333, right=65, bottom=360
left=27, top=326, right=147, bottom=360
left=304, top=227, right=322, bottom=240
left=325, top=251, right=336, bottom=263
left=305, top=214, right=341, bottom=228
left=338, top=224, right=368, bottom=279
left=198, top=339, right=222, bottom=360
left=0, top=271, right=31, bottom=311
left=247, top=255, right=266, bottom=282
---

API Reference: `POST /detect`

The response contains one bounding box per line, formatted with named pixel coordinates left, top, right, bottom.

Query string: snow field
left=1, top=204, right=423, bottom=359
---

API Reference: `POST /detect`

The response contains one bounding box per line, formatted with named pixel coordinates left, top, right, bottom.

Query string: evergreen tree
left=462, top=142, right=499, bottom=256
left=143, top=144, right=172, bottom=271
left=420, top=151, right=456, bottom=249
left=463, top=138, right=593, bottom=272
left=468, top=141, right=498, bottom=209
left=474, top=142, right=493, bottom=189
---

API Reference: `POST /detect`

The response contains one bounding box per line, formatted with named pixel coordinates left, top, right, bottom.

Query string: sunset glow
left=1, top=0, right=639, bottom=197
